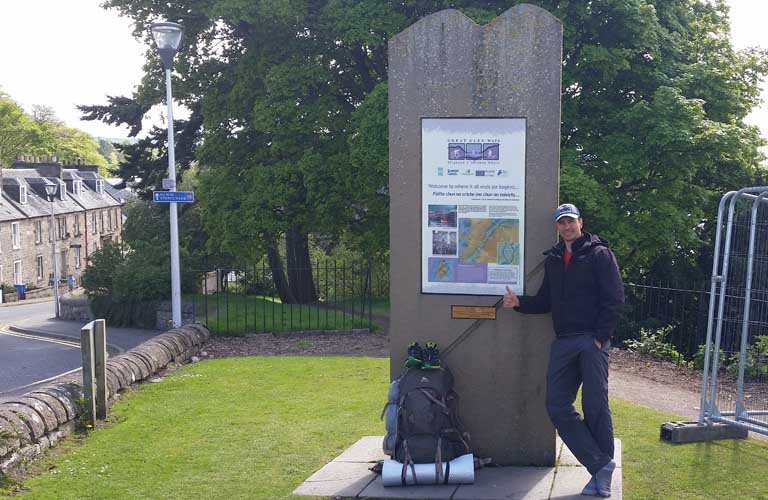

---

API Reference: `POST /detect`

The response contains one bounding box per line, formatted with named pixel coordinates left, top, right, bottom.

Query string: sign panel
left=153, top=191, right=195, bottom=203
left=421, top=118, right=526, bottom=295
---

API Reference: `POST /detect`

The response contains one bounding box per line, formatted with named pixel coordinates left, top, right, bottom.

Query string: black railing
left=187, top=260, right=389, bottom=336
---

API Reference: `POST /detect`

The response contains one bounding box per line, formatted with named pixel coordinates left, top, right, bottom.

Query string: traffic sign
left=153, top=191, right=195, bottom=203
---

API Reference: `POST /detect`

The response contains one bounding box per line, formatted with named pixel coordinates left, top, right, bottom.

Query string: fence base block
left=660, top=421, right=748, bottom=443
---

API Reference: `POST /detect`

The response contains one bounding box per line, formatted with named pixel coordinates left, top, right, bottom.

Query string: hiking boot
left=594, top=460, right=616, bottom=497
left=423, top=342, right=441, bottom=369
left=405, top=342, right=423, bottom=367
left=581, top=476, right=598, bottom=496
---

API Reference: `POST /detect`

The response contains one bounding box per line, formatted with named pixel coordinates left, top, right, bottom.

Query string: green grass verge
left=184, top=294, right=377, bottom=335
left=4, top=358, right=768, bottom=499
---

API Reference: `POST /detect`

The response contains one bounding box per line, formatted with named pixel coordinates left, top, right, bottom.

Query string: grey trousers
left=546, top=334, right=614, bottom=475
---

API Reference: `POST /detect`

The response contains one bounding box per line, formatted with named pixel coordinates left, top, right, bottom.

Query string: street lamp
left=44, top=183, right=60, bottom=318
left=151, top=21, right=183, bottom=328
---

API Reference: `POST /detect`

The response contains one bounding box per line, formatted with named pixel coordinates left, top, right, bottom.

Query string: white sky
left=0, top=0, right=766, bottom=143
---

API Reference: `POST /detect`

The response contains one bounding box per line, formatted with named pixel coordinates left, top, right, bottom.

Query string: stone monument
left=389, top=4, right=562, bottom=465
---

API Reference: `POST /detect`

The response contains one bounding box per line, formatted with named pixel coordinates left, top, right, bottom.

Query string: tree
left=0, top=93, right=39, bottom=166
left=32, top=105, right=108, bottom=172
left=82, top=0, right=768, bottom=288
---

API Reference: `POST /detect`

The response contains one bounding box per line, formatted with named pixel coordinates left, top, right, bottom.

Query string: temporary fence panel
left=700, top=187, right=768, bottom=436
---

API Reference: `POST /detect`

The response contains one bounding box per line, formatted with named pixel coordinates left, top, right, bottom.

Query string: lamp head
left=44, top=183, right=59, bottom=199
left=150, top=22, right=183, bottom=69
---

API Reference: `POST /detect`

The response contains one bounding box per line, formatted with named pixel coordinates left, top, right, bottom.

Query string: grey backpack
left=382, top=366, right=471, bottom=481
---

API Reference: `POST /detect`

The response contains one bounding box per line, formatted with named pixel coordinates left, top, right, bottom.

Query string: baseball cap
left=554, top=203, right=581, bottom=221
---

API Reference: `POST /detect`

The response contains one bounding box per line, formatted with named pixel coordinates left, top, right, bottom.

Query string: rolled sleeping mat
left=382, top=453, right=474, bottom=486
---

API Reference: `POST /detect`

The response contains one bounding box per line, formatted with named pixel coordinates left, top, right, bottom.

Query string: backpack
left=382, top=366, right=471, bottom=481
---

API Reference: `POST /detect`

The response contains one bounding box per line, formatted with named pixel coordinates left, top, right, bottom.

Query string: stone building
left=0, top=158, right=123, bottom=291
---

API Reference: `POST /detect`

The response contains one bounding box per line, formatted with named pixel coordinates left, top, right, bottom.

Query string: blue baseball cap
left=554, top=203, right=581, bottom=221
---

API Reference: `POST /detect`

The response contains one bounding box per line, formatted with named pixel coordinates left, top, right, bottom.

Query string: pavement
left=294, top=436, right=622, bottom=500
left=6, top=317, right=162, bottom=353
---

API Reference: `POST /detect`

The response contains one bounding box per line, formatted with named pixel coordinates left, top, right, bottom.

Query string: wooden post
left=80, top=322, right=97, bottom=426
left=93, top=319, right=108, bottom=420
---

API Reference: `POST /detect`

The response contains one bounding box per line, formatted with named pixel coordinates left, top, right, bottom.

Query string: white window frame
left=108, top=210, right=112, bottom=231
left=11, top=222, right=21, bottom=249
left=75, top=246, right=81, bottom=269
left=19, top=185, right=28, bottom=204
left=93, top=241, right=98, bottom=253
left=36, top=255, right=43, bottom=280
left=34, top=220, right=42, bottom=244
left=92, top=212, right=97, bottom=234
left=58, top=180, right=67, bottom=200
left=13, top=260, right=22, bottom=285
left=96, top=180, right=104, bottom=194
left=100, top=211, right=104, bottom=232
left=71, top=180, right=82, bottom=196
left=73, top=215, right=80, bottom=236
left=0, top=264, right=3, bottom=283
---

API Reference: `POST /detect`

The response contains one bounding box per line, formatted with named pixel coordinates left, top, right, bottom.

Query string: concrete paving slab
left=294, top=436, right=622, bottom=500
left=359, top=477, right=458, bottom=499
left=549, top=464, right=622, bottom=499
left=293, top=471, right=376, bottom=498
left=334, top=435, right=387, bottom=463
left=452, top=466, right=554, bottom=499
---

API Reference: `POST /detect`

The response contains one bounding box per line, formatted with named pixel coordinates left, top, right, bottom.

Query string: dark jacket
left=516, top=233, right=624, bottom=342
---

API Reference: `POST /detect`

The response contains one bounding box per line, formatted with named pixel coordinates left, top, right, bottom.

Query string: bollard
left=80, top=321, right=97, bottom=426
left=93, top=319, right=108, bottom=420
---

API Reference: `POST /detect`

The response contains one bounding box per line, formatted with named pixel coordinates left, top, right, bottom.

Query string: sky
left=0, top=0, right=766, bottom=142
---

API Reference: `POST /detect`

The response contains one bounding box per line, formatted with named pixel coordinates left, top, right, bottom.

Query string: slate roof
left=1, top=165, right=122, bottom=219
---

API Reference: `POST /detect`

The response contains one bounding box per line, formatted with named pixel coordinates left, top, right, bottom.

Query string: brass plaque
left=451, top=305, right=497, bottom=320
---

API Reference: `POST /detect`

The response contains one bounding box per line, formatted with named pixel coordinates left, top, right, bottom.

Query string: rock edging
left=0, top=323, right=210, bottom=476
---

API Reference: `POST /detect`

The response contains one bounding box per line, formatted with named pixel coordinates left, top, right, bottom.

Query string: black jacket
left=516, top=233, right=624, bottom=342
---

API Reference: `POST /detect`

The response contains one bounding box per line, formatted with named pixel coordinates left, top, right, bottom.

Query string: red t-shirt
left=563, top=249, right=573, bottom=269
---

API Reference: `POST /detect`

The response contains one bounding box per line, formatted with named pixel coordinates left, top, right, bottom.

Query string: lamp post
left=45, top=183, right=60, bottom=318
left=151, top=21, right=183, bottom=328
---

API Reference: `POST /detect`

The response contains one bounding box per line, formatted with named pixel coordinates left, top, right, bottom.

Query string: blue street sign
left=153, top=191, right=195, bottom=203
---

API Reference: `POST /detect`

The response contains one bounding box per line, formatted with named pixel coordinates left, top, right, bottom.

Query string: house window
left=0, top=265, right=3, bottom=283
left=34, top=220, right=42, bottom=244
left=96, top=180, right=104, bottom=194
left=100, top=211, right=104, bottom=232
left=75, top=247, right=81, bottom=269
left=13, top=260, right=22, bottom=285
left=73, top=215, right=80, bottom=236
left=57, top=217, right=68, bottom=240
left=36, top=256, right=44, bottom=280
left=20, top=185, right=28, bottom=204
left=107, top=210, right=112, bottom=231
left=11, top=222, right=21, bottom=249
left=92, top=212, right=97, bottom=234
left=0, top=226, right=3, bottom=252
left=93, top=241, right=98, bottom=253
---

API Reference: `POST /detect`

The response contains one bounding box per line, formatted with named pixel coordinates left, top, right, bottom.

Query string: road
left=0, top=299, right=161, bottom=398
left=0, top=300, right=81, bottom=397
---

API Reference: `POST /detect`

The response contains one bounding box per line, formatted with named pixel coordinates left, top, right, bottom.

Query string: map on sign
left=428, top=258, right=456, bottom=282
left=459, top=218, right=520, bottom=265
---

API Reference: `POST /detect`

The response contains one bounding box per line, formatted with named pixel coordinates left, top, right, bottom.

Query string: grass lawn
left=3, top=357, right=768, bottom=499
left=185, top=294, right=378, bottom=335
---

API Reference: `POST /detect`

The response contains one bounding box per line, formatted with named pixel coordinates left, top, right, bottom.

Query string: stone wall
left=155, top=301, right=197, bottom=330
left=59, top=293, right=93, bottom=322
left=0, top=323, right=210, bottom=477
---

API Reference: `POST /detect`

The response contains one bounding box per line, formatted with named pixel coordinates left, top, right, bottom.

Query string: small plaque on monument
left=451, top=305, right=497, bottom=320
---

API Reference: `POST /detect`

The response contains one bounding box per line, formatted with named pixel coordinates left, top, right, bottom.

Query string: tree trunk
left=267, top=243, right=295, bottom=304
left=285, top=226, right=317, bottom=304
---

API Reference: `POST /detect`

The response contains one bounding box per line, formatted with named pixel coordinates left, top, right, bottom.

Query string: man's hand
left=503, top=286, right=520, bottom=309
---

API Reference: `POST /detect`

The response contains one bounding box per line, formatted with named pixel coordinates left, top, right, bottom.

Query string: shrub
left=625, top=325, right=685, bottom=364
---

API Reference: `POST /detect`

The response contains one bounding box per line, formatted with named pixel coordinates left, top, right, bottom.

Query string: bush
left=625, top=325, right=685, bottom=364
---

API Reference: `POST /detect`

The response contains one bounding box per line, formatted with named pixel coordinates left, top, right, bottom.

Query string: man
left=503, top=203, right=624, bottom=498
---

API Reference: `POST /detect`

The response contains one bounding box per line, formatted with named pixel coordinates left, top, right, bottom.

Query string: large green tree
left=82, top=0, right=767, bottom=290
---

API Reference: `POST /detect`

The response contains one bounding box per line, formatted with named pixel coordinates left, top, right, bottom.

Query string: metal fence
left=617, top=281, right=710, bottom=364
left=699, top=188, right=768, bottom=436
left=187, top=260, right=389, bottom=335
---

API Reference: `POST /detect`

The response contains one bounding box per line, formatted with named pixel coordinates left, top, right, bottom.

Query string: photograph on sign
left=421, top=118, right=526, bottom=295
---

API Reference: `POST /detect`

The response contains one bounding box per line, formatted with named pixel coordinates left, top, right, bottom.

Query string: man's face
left=556, top=216, right=583, bottom=243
